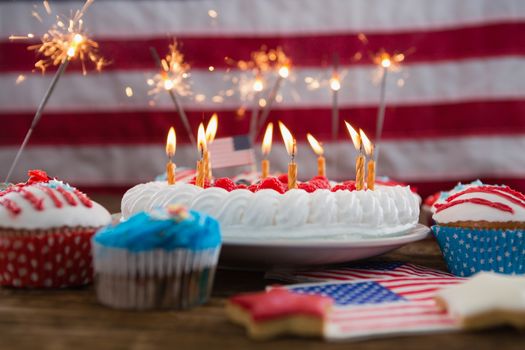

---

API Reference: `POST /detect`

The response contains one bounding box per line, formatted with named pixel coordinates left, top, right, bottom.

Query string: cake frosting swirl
left=122, top=181, right=420, bottom=240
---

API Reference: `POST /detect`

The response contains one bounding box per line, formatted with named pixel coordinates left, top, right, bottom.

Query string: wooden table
left=0, top=238, right=524, bottom=350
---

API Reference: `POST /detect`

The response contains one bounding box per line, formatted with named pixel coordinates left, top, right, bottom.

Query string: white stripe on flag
left=2, top=57, right=525, bottom=112
left=2, top=0, right=524, bottom=37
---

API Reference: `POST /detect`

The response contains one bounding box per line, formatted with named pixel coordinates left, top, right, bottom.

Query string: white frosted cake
left=121, top=176, right=420, bottom=240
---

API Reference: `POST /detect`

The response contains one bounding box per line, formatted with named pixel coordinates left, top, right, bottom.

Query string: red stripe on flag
left=2, top=22, right=525, bottom=72
left=1, top=100, right=524, bottom=145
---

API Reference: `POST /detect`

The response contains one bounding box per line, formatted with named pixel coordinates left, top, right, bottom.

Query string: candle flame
left=278, top=121, right=296, bottom=156
left=262, top=122, right=273, bottom=155
left=359, top=129, right=374, bottom=156
left=345, top=121, right=361, bottom=151
left=329, top=75, right=341, bottom=91
left=306, top=133, right=324, bottom=156
left=166, top=127, right=176, bottom=157
left=278, top=65, right=290, bottom=78
left=253, top=77, right=264, bottom=92
left=205, top=113, right=218, bottom=143
left=197, top=123, right=207, bottom=154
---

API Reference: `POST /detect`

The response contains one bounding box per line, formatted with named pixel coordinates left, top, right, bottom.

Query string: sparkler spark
left=148, top=41, right=192, bottom=99
left=11, top=0, right=108, bottom=75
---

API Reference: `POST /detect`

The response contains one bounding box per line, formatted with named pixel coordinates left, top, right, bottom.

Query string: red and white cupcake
left=432, top=183, right=525, bottom=276
left=0, top=170, right=111, bottom=288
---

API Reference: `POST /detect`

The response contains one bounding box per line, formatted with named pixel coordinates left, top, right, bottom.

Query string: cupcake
left=0, top=170, right=111, bottom=288
left=92, top=204, right=221, bottom=310
left=431, top=183, right=525, bottom=277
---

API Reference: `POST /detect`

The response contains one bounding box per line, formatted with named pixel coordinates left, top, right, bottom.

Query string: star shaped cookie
left=435, top=272, right=525, bottom=329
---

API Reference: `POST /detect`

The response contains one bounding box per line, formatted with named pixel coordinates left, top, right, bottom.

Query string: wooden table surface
left=0, top=237, right=524, bottom=350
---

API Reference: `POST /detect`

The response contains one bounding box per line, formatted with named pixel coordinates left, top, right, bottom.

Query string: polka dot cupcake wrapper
left=0, top=230, right=95, bottom=288
left=432, top=225, right=525, bottom=277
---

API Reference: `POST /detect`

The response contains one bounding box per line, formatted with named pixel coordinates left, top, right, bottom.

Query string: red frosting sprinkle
left=26, top=169, right=51, bottom=185
left=229, top=289, right=332, bottom=322
left=0, top=198, right=22, bottom=215
left=20, top=188, right=44, bottom=211
left=56, top=187, right=77, bottom=206
left=74, top=189, right=93, bottom=208
left=435, top=198, right=514, bottom=214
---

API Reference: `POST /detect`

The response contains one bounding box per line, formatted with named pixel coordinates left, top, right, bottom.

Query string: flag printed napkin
left=267, top=262, right=465, bottom=340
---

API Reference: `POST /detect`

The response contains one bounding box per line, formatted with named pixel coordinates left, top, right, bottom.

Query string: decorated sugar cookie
left=226, top=288, right=333, bottom=340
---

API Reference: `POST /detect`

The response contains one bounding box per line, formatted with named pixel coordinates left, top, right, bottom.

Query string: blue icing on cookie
left=94, top=208, right=221, bottom=252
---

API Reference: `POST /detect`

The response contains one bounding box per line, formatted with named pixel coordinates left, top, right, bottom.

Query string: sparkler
left=330, top=54, right=341, bottom=141
left=227, top=46, right=291, bottom=141
left=5, top=0, right=107, bottom=183
left=149, top=43, right=195, bottom=147
left=371, top=49, right=405, bottom=163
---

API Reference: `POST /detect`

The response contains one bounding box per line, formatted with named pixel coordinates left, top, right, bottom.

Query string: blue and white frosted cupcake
left=92, top=205, right=221, bottom=310
left=431, top=184, right=525, bottom=277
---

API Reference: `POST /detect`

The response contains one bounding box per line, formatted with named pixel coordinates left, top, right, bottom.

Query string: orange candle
left=360, top=129, right=375, bottom=190
left=205, top=113, right=218, bottom=181
left=345, top=121, right=366, bottom=190
left=165, top=127, right=176, bottom=185
left=196, top=123, right=207, bottom=187
left=279, top=122, right=298, bottom=190
left=307, top=133, right=325, bottom=177
left=261, top=123, right=273, bottom=179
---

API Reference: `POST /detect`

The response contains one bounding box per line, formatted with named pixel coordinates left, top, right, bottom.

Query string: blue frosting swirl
left=94, top=209, right=221, bottom=252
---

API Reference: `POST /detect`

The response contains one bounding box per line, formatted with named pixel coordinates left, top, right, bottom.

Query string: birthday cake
left=121, top=176, right=420, bottom=240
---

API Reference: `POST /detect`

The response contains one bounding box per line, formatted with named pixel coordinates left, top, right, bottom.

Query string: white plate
left=220, top=224, right=430, bottom=268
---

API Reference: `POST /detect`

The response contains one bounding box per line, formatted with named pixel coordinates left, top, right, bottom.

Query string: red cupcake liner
left=0, top=228, right=96, bottom=288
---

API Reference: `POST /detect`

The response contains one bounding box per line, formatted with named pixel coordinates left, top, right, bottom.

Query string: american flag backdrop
left=1, top=0, right=524, bottom=197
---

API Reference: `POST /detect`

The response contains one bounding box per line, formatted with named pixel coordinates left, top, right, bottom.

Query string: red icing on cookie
left=56, top=187, right=77, bottom=206
left=435, top=198, right=514, bottom=214
left=229, top=289, right=332, bottom=322
left=74, top=189, right=93, bottom=208
left=0, top=198, right=22, bottom=215
left=445, top=186, right=525, bottom=208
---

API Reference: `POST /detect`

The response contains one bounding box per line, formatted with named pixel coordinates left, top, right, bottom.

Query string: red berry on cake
left=277, top=174, right=288, bottom=184
left=298, top=182, right=316, bottom=193
left=214, top=178, right=236, bottom=192
left=247, top=184, right=259, bottom=193
left=259, top=177, right=286, bottom=194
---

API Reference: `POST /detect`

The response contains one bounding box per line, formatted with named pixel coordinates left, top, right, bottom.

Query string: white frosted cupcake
left=0, top=170, right=111, bottom=288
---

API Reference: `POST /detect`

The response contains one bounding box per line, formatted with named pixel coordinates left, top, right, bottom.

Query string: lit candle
left=279, top=121, right=297, bottom=190
left=196, top=123, right=207, bottom=188
left=261, top=122, right=273, bottom=179
left=345, top=121, right=365, bottom=190
left=166, top=127, right=176, bottom=185
left=249, top=75, right=264, bottom=142
left=360, top=129, right=375, bottom=190
left=306, top=133, right=325, bottom=177
left=204, top=113, right=218, bottom=181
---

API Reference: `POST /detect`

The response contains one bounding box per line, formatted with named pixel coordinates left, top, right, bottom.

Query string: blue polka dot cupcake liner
left=432, top=225, right=525, bottom=277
